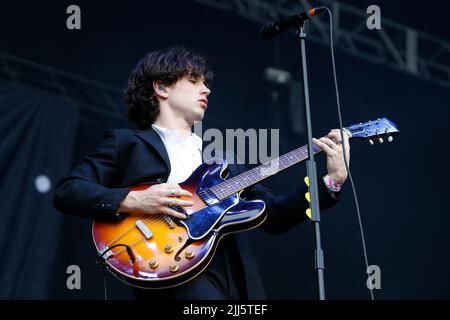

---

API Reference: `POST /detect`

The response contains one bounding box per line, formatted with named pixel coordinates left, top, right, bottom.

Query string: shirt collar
left=152, top=124, right=202, bottom=151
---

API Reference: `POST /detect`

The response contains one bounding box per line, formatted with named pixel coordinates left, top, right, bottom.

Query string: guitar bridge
left=162, top=215, right=176, bottom=229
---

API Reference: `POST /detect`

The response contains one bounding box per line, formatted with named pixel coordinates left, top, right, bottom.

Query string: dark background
left=1, top=0, right=449, bottom=299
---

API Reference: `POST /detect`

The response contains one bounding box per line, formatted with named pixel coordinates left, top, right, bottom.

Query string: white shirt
left=152, top=124, right=203, bottom=184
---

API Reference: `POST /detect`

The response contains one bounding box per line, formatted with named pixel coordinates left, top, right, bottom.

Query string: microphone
left=261, top=7, right=326, bottom=39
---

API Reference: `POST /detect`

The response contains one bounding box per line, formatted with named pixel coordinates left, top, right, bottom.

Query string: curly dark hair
left=124, top=46, right=213, bottom=130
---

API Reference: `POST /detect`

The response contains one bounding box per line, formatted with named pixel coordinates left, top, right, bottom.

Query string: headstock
left=345, top=117, right=399, bottom=145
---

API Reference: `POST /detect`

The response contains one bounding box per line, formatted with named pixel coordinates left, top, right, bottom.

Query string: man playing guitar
left=53, top=46, right=350, bottom=299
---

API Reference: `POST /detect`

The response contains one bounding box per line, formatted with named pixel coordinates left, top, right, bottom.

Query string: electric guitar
left=92, top=117, right=399, bottom=289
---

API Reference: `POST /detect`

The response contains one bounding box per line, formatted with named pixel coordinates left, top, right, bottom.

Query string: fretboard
left=210, top=141, right=324, bottom=200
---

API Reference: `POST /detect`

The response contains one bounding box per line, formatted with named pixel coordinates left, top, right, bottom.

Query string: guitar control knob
left=149, top=260, right=159, bottom=269
left=387, top=136, right=393, bottom=142
left=169, top=263, right=179, bottom=273
left=368, top=139, right=374, bottom=145
left=185, top=249, right=195, bottom=259
left=378, top=137, right=384, bottom=144
left=164, top=244, right=174, bottom=253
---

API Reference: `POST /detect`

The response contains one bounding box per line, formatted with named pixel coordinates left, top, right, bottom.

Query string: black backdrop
left=0, top=80, right=79, bottom=298
left=1, top=0, right=449, bottom=299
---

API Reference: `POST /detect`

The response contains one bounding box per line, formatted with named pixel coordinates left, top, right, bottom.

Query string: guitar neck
left=208, top=117, right=400, bottom=200
left=210, top=134, right=346, bottom=200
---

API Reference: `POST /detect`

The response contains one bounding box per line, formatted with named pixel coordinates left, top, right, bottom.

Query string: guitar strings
left=104, top=156, right=307, bottom=251
left=104, top=190, right=216, bottom=249
left=106, top=187, right=244, bottom=259
left=104, top=172, right=270, bottom=253
left=103, top=147, right=324, bottom=258
left=104, top=146, right=321, bottom=251
left=107, top=237, right=148, bottom=258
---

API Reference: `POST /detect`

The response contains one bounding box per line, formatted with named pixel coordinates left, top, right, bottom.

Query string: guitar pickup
left=135, top=220, right=153, bottom=239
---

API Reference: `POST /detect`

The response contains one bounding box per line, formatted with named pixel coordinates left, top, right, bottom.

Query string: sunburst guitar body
left=92, top=160, right=266, bottom=289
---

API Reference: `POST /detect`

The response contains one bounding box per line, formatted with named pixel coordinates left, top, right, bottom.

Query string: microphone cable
left=323, top=7, right=375, bottom=300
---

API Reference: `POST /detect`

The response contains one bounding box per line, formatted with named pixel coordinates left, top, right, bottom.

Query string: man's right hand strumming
left=118, top=183, right=193, bottom=219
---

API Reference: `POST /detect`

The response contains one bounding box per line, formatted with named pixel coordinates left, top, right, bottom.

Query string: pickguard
left=180, top=194, right=239, bottom=240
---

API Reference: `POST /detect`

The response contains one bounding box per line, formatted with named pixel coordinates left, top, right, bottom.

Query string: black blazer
left=53, top=128, right=341, bottom=299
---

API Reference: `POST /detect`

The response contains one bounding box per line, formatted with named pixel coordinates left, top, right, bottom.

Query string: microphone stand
left=297, top=22, right=326, bottom=300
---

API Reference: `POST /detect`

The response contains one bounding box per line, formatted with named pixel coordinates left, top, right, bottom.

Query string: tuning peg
left=368, top=139, right=374, bottom=145
left=387, top=136, right=393, bottom=142
left=378, top=137, right=384, bottom=144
